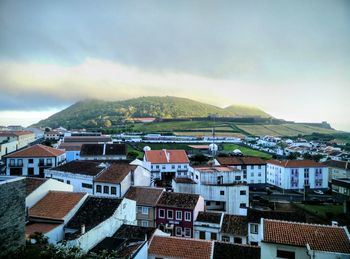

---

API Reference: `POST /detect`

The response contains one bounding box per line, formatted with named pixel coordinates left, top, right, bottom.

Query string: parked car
left=313, top=190, right=324, bottom=195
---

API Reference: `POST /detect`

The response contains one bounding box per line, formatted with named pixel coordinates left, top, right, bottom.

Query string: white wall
left=26, top=179, right=73, bottom=208
left=261, top=242, right=309, bottom=259
left=133, top=166, right=151, bottom=186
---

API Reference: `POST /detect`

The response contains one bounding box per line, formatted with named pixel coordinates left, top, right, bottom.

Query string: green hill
left=33, top=96, right=272, bottom=129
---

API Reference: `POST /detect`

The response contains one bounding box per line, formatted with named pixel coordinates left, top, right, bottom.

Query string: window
left=151, top=165, right=153, bottom=169
left=258, top=173, right=261, bottom=177
left=276, top=250, right=295, bottom=259
left=250, top=224, right=258, bottom=234
left=220, top=190, right=225, bottom=195
left=162, top=165, right=166, bottom=169
left=216, top=201, right=221, bottom=205
left=234, top=237, right=242, bottom=244
left=251, top=165, right=254, bottom=169
left=217, top=176, right=223, bottom=184
left=250, top=241, right=258, bottom=246
left=240, top=190, right=246, bottom=195
left=156, top=165, right=159, bottom=169
left=199, top=231, right=206, bottom=239
left=171, top=165, right=175, bottom=169
left=258, top=165, right=261, bottom=169
left=28, top=159, right=33, bottom=164
left=159, top=209, right=165, bottom=218
left=210, top=232, right=217, bottom=240
left=141, top=221, right=149, bottom=227
left=111, top=187, right=117, bottom=195
left=235, top=176, right=241, bottom=181
left=222, top=236, right=230, bottom=242
left=103, top=185, right=109, bottom=194
left=96, top=185, right=102, bottom=193
left=176, top=211, right=182, bottom=220
left=240, top=203, right=246, bottom=208
left=39, top=159, right=44, bottom=165
left=167, top=210, right=173, bottom=219
left=175, top=227, right=182, bottom=236
left=67, top=180, right=70, bottom=184
left=82, top=183, right=93, bottom=189
left=47, top=158, right=52, bottom=165
left=28, top=168, right=34, bottom=176
left=17, top=159, right=23, bottom=166
left=142, top=207, right=149, bottom=215
left=184, top=228, right=191, bottom=237
left=185, top=211, right=191, bottom=221
left=178, top=165, right=181, bottom=168
left=184, top=165, right=188, bottom=168
left=196, top=175, right=198, bottom=180
left=206, top=201, right=211, bottom=206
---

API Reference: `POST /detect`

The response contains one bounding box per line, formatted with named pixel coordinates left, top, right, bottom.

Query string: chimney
left=81, top=224, right=86, bottom=235
left=163, top=149, right=170, bottom=162
left=331, top=221, right=338, bottom=227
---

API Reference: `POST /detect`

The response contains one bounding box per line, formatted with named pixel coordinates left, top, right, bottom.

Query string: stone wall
left=0, top=177, right=26, bottom=256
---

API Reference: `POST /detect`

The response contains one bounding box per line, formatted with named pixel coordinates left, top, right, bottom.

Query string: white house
left=215, top=156, right=267, bottom=185
left=173, top=166, right=249, bottom=215
left=323, top=160, right=350, bottom=181
left=266, top=160, right=328, bottom=190
left=25, top=177, right=73, bottom=208
left=193, top=211, right=223, bottom=241
left=261, top=219, right=350, bottom=259
left=58, top=143, right=82, bottom=162
left=64, top=197, right=136, bottom=251
left=143, top=149, right=190, bottom=184
left=0, top=131, right=35, bottom=149
left=26, top=191, right=88, bottom=244
left=5, top=144, right=66, bottom=177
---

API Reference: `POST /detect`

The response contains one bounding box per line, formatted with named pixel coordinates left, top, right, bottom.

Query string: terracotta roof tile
left=196, top=211, right=223, bottom=224
left=267, top=160, right=326, bottom=168
left=263, top=219, right=350, bottom=254
left=5, top=144, right=65, bottom=158
left=124, top=186, right=163, bottom=206
left=149, top=236, right=212, bottom=259
left=157, top=192, right=200, bottom=210
left=145, top=149, right=189, bottom=164
left=217, top=156, right=266, bottom=166
left=221, top=214, right=248, bottom=236
left=51, top=160, right=105, bottom=176
left=58, top=143, right=82, bottom=151
left=25, top=177, right=47, bottom=196
left=29, top=191, right=86, bottom=220
left=95, top=162, right=136, bottom=184
left=25, top=222, right=61, bottom=238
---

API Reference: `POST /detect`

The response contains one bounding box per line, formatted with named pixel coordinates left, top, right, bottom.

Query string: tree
left=127, top=151, right=140, bottom=160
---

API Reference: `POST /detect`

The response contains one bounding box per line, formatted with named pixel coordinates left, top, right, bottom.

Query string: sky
left=0, top=0, right=349, bottom=130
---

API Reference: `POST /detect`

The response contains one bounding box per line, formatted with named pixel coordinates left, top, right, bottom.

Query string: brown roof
left=80, top=143, right=127, bottom=156
left=25, top=177, right=47, bottom=196
left=145, top=149, right=189, bottom=164
left=221, top=214, right=248, bottom=236
left=95, top=163, right=136, bottom=184
left=58, top=143, right=82, bottom=151
left=0, top=131, right=34, bottom=137
left=51, top=160, right=105, bottom=176
left=267, top=160, right=326, bottom=168
left=124, top=186, right=163, bottom=206
left=149, top=236, right=212, bottom=259
left=25, top=222, right=61, bottom=237
left=157, top=192, right=200, bottom=210
left=196, top=212, right=223, bottom=224
left=5, top=144, right=65, bottom=158
left=323, top=160, right=350, bottom=170
left=217, top=156, right=266, bottom=166
left=63, top=136, right=111, bottom=143
left=29, top=191, right=86, bottom=221
left=173, top=177, right=197, bottom=184
left=263, top=219, right=350, bottom=254
left=194, top=166, right=240, bottom=172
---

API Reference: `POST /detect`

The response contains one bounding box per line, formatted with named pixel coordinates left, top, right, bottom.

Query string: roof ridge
left=156, top=235, right=212, bottom=243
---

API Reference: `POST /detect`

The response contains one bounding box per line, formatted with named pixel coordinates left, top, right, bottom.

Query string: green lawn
left=222, top=144, right=272, bottom=159
left=295, top=204, right=343, bottom=219
left=126, top=144, right=144, bottom=159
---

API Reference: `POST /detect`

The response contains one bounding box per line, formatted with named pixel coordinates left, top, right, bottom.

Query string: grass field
left=295, top=203, right=343, bottom=219
left=222, top=144, right=272, bottom=159
left=174, top=131, right=245, bottom=137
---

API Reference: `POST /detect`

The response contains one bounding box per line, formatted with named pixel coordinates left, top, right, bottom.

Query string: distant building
left=0, top=130, right=35, bottom=149
left=266, top=160, right=328, bottom=190
left=124, top=186, right=164, bottom=227
left=58, top=143, right=82, bottom=162
left=44, top=131, right=62, bottom=141
left=323, top=160, right=350, bottom=181
left=5, top=144, right=66, bottom=177
left=215, top=156, right=267, bottom=185
left=79, top=143, right=127, bottom=160
left=0, top=176, right=26, bottom=257
left=156, top=192, right=204, bottom=238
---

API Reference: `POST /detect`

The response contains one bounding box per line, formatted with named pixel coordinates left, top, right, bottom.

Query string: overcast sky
left=0, top=0, right=349, bottom=130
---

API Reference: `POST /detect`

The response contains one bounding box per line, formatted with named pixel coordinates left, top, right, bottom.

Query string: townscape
left=0, top=123, right=349, bottom=258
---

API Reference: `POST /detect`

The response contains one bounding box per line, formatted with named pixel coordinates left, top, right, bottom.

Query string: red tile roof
left=145, top=149, right=189, bottom=164
left=125, top=186, right=164, bottom=206
left=217, top=156, right=266, bottom=166
left=149, top=236, right=212, bottom=259
left=29, top=191, right=86, bottom=220
left=5, top=144, right=65, bottom=158
left=58, top=143, right=82, bottom=151
left=25, top=222, right=61, bottom=238
left=94, top=163, right=136, bottom=184
left=25, top=177, right=47, bottom=196
left=267, top=160, right=326, bottom=168
left=263, top=219, right=350, bottom=254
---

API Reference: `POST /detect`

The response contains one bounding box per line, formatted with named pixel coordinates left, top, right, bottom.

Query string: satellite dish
left=208, top=144, right=218, bottom=152
left=143, top=146, right=151, bottom=152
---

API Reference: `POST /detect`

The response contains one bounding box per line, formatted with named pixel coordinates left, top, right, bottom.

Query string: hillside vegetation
left=34, top=96, right=271, bottom=128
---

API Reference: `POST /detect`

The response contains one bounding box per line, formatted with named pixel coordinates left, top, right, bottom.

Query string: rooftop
left=58, top=143, right=82, bottom=151
left=66, top=196, right=122, bottom=238
left=5, top=144, right=65, bottom=158
left=221, top=214, right=248, bottom=236
left=157, top=192, right=200, bottom=210
left=173, top=177, right=197, bottom=184
left=213, top=242, right=261, bottom=259
left=263, top=219, right=350, bottom=254
left=149, top=235, right=212, bottom=259
left=194, top=166, right=240, bottom=172
left=196, top=211, right=223, bottom=224
left=145, top=149, right=189, bottom=164
left=323, top=160, right=350, bottom=170
left=124, top=186, right=163, bottom=206
left=267, top=159, right=326, bottom=168
left=51, top=160, right=106, bottom=176
left=113, top=224, right=156, bottom=241
left=25, top=222, right=61, bottom=238
left=25, top=177, right=47, bottom=196
left=217, top=156, right=266, bottom=166
left=63, top=136, right=111, bottom=143
left=29, top=191, right=86, bottom=221
left=80, top=143, right=127, bottom=156
left=0, top=130, right=34, bottom=137
left=94, top=162, right=136, bottom=184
